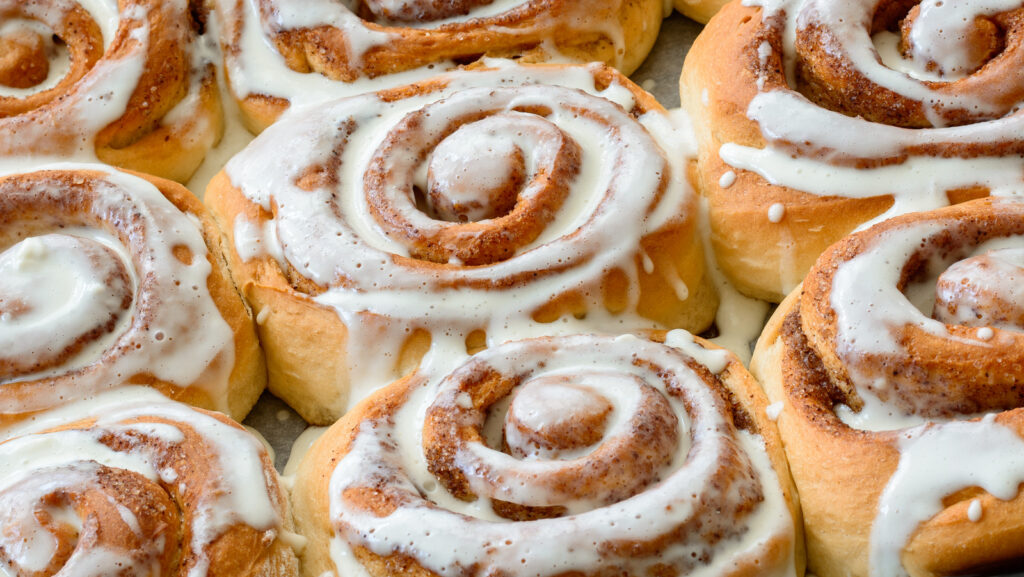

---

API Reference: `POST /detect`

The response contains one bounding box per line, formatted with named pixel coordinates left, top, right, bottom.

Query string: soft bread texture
left=680, top=0, right=1017, bottom=302
left=0, top=389, right=299, bottom=577
left=205, top=62, right=717, bottom=424
left=751, top=198, right=1024, bottom=577
left=291, top=333, right=803, bottom=577
left=680, top=1, right=892, bottom=302
left=215, top=0, right=665, bottom=132
left=673, top=0, right=730, bottom=23
left=0, top=167, right=265, bottom=425
left=0, top=0, right=223, bottom=183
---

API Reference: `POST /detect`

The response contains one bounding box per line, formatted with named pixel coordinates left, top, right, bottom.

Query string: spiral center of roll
left=898, top=1, right=1006, bottom=77
left=934, top=247, right=1024, bottom=331
left=425, top=120, right=525, bottom=223
left=358, top=0, right=495, bottom=22
left=0, top=23, right=53, bottom=89
left=366, top=99, right=581, bottom=266
left=0, top=234, right=132, bottom=381
left=504, top=377, right=613, bottom=459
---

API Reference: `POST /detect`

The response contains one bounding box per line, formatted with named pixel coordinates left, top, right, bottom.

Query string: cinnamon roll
left=681, top=0, right=1024, bottom=301
left=0, top=166, right=265, bottom=425
left=0, top=0, right=223, bottom=183
left=0, top=387, right=299, bottom=577
left=213, top=0, right=665, bottom=131
left=292, top=332, right=801, bottom=577
left=751, top=198, right=1024, bottom=577
left=206, top=62, right=717, bottom=424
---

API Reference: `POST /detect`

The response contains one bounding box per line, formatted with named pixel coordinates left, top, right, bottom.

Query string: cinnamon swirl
left=213, top=0, right=665, bottom=131
left=751, top=198, right=1024, bottom=577
left=681, top=0, right=1024, bottom=301
left=0, top=0, right=223, bottom=183
left=0, top=166, right=265, bottom=425
left=206, top=62, right=717, bottom=424
left=292, top=332, right=801, bottom=577
left=0, top=387, right=298, bottom=577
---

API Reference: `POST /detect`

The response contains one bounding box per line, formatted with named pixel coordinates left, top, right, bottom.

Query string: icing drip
left=0, top=387, right=287, bottom=577
left=871, top=416, right=1024, bottom=577
left=0, top=0, right=221, bottom=181
left=721, top=0, right=1024, bottom=230
left=323, top=334, right=794, bottom=577
left=214, top=0, right=647, bottom=115
left=0, top=166, right=235, bottom=416
left=225, top=63, right=700, bottom=410
left=801, top=199, right=1024, bottom=576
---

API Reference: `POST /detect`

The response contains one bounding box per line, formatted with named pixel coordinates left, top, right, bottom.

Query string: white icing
left=812, top=202, right=1024, bottom=575
left=872, top=31, right=946, bottom=83
left=0, top=0, right=219, bottom=175
left=721, top=0, right=1024, bottom=234
left=225, top=63, right=699, bottom=410
left=905, top=0, right=1021, bottom=78
left=831, top=222, right=1024, bottom=407
left=0, top=233, right=130, bottom=369
left=765, top=401, right=783, bottom=421
left=968, top=498, right=983, bottom=522
left=663, top=329, right=731, bottom=374
left=324, top=335, right=795, bottom=577
left=933, top=244, right=1024, bottom=331
left=695, top=196, right=771, bottom=364
left=870, top=416, right=1024, bottom=577
left=0, top=165, right=236, bottom=415
left=767, top=202, right=785, bottom=223
left=0, top=387, right=284, bottom=577
left=215, top=0, right=639, bottom=113
left=282, top=426, right=328, bottom=479
left=0, top=19, right=71, bottom=97
left=719, top=170, right=737, bottom=188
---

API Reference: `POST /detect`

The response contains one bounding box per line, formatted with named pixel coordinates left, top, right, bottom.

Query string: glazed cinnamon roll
left=751, top=198, right=1024, bottom=577
left=0, top=387, right=299, bottom=577
left=0, top=0, right=223, bottom=183
left=292, top=332, right=801, bottom=577
left=205, top=62, right=717, bottom=424
left=213, top=0, right=665, bottom=131
left=0, top=166, right=265, bottom=425
left=681, top=0, right=1024, bottom=301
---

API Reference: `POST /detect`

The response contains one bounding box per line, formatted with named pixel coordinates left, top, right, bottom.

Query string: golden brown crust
left=0, top=0, right=223, bottom=183
left=0, top=396, right=298, bottom=577
left=680, top=2, right=895, bottom=301
left=217, top=0, right=664, bottom=131
left=751, top=198, right=1024, bottom=577
left=0, top=168, right=265, bottom=425
left=292, top=333, right=803, bottom=577
left=205, top=62, right=717, bottom=425
left=680, top=1, right=1006, bottom=302
left=800, top=199, right=1024, bottom=417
